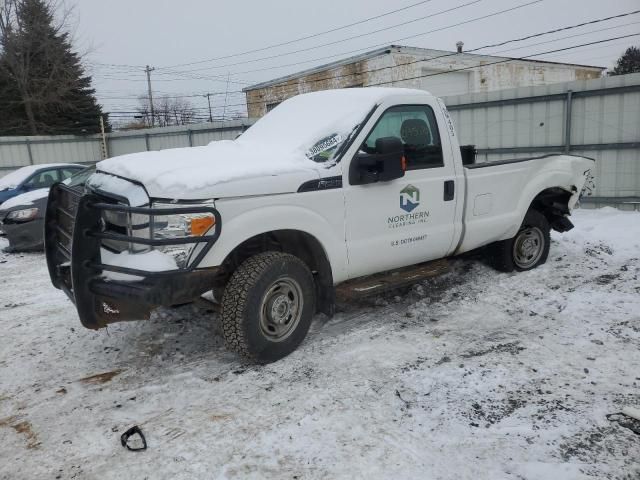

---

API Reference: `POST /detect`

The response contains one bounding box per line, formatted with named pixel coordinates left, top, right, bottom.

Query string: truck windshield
left=64, top=166, right=95, bottom=187
left=237, top=89, right=385, bottom=164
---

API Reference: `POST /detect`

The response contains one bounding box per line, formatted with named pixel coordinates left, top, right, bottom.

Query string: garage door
left=419, top=69, right=470, bottom=97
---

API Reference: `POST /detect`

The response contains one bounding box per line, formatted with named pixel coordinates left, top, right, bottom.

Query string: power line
left=111, top=12, right=637, bottom=105
left=87, top=0, right=447, bottom=76
left=167, top=0, right=548, bottom=77
left=152, top=32, right=640, bottom=112
left=92, top=0, right=562, bottom=88
left=87, top=61, right=145, bottom=70
left=163, top=0, right=535, bottom=76
left=157, top=0, right=486, bottom=72
left=98, top=91, right=245, bottom=100
left=158, top=0, right=439, bottom=70
left=371, top=32, right=640, bottom=86
left=233, top=11, right=640, bottom=92
left=487, top=20, right=640, bottom=56
left=95, top=15, right=639, bottom=113
left=86, top=62, right=252, bottom=86
left=218, top=7, right=640, bottom=80
left=527, top=37, right=638, bottom=61
left=77, top=5, right=640, bottom=118
left=152, top=69, right=250, bottom=85
left=466, top=8, right=640, bottom=53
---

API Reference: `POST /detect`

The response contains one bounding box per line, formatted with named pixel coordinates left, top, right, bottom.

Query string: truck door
left=344, top=103, right=458, bottom=279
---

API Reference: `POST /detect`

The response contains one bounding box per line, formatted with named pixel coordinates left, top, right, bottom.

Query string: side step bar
left=335, top=259, right=449, bottom=302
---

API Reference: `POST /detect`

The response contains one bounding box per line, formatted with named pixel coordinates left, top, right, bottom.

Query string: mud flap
left=550, top=216, right=574, bottom=233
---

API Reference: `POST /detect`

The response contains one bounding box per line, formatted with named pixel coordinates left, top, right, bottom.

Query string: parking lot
left=1, top=207, right=639, bottom=480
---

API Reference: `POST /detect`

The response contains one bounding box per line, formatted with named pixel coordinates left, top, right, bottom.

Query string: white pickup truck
left=45, top=88, right=593, bottom=362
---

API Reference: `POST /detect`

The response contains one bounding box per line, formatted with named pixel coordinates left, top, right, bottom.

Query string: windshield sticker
left=306, top=134, right=344, bottom=161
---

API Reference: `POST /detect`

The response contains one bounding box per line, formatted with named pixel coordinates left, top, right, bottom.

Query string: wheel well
left=529, top=187, right=575, bottom=232
left=215, top=230, right=335, bottom=316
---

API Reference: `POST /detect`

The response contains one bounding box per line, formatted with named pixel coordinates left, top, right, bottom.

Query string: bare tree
left=137, top=95, right=197, bottom=128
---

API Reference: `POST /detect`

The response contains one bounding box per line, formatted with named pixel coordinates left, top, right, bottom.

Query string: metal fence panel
left=108, top=135, right=148, bottom=157
left=0, top=142, right=31, bottom=168
left=0, top=119, right=256, bottom=175
left=148, top=132, right=190, bottom=151
left=1, top=77, right=638, bottom=209
left=443, top=72, right=640, bottom=208
left=29, top=138, right=101, bottom=165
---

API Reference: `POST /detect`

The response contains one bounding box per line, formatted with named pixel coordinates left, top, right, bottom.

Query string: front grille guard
left=86, top=201, right=222, bottom=278
left=45, top=182, right=222, bottom=302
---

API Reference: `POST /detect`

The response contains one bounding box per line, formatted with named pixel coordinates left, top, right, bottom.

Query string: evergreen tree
left=0, top=0, right=107, bottom=135
left=609, top=46, right=640, bottom=76
left=0, top=56, right=24, bottom=134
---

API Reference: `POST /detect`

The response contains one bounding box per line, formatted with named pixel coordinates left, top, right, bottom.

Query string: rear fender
left=511, top=157, right=592, bottom=238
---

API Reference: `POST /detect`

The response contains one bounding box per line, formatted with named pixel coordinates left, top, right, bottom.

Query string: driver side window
left=362, top=105, right=444, bottom=170
left=24, top=169, right=59, bottom=189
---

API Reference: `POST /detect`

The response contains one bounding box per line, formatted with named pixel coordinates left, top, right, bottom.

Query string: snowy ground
left=1, top=207, right=639, bottom=480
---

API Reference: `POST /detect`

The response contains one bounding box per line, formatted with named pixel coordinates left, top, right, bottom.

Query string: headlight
left=6, top=207, right=38, bottom=222
left=150, top=202, right=216, bottom=268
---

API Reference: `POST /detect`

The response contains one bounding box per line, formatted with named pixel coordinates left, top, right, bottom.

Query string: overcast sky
left=68, top=0, right=640, bottom=122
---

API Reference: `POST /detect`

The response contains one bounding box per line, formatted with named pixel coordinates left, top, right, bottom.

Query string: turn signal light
left=189, top=215, right=215, bottom=236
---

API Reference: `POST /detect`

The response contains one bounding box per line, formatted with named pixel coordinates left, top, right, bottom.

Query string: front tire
left=490, top=209, right=550, bottom=272
left=221, top=251, right=316, bottom=363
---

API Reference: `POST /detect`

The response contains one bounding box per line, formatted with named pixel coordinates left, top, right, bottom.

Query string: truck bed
left=457, top=153, right=593, bottom=254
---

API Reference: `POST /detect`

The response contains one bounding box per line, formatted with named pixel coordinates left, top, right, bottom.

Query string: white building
left=244, top=44, right=604, bottom=118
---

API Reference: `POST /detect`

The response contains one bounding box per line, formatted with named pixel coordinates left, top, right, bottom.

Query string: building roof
left=243, top=44, right=605, bottom=92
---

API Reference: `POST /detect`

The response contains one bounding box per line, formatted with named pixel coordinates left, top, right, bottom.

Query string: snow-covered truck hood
left=96, top=140, right=321, bottom=201
left=96, top=87, right=433, bottom=201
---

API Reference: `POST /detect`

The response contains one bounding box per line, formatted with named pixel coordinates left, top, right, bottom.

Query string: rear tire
left=220, top=251, right=316, bottom=363
left=489, top=209, right=550, bottom=272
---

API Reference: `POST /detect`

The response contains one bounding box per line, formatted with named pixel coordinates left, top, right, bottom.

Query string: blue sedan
left=0, top=163, right=85, bottom=205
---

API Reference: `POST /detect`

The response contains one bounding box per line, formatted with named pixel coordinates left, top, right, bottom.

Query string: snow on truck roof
left=97, top=88, right=433, bottom=199
left=239, top=87, right=432, bottom=148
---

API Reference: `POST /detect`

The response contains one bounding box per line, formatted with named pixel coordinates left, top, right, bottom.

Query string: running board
left=335, top=259, right=449, bottom=301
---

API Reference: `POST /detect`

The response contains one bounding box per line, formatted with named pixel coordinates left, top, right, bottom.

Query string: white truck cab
left=45, top=88, right=593, bottom=362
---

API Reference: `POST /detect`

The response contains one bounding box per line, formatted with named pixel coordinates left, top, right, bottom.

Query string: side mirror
left=350, top=136, right=405, bottom=185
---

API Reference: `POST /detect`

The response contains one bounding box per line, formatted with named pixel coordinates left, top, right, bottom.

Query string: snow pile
left=0, top=188, right=48, bottom=209
left=101, top=249, right=178, bottom=281
left=2, top=207, right=638, bottom=479
left=97, top=88, right=431, bottom=199
left=558, top=207, right=640, bottom=258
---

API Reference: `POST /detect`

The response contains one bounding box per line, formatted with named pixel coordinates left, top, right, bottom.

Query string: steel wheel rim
left=259, top=276, right=303, bottom=342
left=513, top=226, right=544, bottom=269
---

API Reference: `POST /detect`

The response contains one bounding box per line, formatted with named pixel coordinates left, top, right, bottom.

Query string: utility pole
left=222, top=72, right=231, bottom=121
left=99, top=114, right=109, bottom=159
left=145, top=65, right=156, bottom=127
left=204, top=93, right=213, bottom=123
